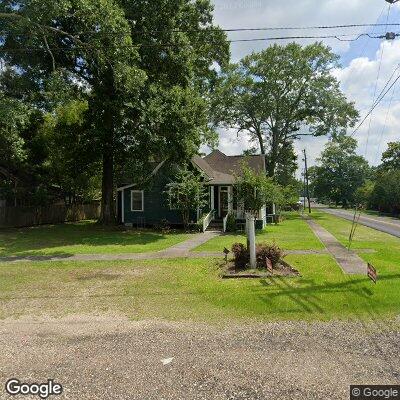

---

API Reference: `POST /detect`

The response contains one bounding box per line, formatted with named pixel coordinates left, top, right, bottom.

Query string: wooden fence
left=0, top=203, right=101, bottom=228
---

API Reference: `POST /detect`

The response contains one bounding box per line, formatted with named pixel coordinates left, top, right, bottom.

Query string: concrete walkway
left=304, top=217, right=367, bottom=275
left=0, top=231, right=223, bottom=263
left=0, top=230, right=333, bottom=263
left=165, top=230, right=221, bottom=252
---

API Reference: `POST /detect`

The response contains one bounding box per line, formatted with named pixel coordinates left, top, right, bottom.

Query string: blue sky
left=209, top=0, right=400, bottom=171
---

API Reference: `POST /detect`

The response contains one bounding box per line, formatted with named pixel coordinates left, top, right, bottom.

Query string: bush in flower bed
left=231, top=243, right=249, bottom=270
left=231, top=242, right=285, bottom=270
left=255, top=242, right=285, bottom=269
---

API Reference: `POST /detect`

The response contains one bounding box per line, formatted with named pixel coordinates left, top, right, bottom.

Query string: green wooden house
left=116, top=150, right=267, bottom=231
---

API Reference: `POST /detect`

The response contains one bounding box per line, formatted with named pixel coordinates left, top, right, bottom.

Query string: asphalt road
left=322, top=208, right=400, bottom=238
left=0, top=316, right=399, bottom=400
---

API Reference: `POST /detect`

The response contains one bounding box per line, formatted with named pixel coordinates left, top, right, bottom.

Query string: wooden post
left=247, top=214, right=256, bottom=268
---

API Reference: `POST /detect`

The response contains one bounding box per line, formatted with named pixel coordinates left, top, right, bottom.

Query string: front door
left=219, top=187, right=229, bottom=218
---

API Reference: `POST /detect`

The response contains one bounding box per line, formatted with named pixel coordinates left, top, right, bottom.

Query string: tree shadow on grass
left=256, top=274, right=400, bottom=317
left=0, top=221, right=182, bottom=257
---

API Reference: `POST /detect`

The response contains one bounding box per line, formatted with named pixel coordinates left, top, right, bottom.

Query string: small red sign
left=367, top=263, right=377, bottom=284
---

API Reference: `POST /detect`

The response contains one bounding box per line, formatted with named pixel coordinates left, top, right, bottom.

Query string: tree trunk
left=99, top=148, right=115, bottom=224
left=182, top=209, right=189, bottom=231
left=98, top=74, right=116, bottom=225
left=255, top=129, right=269, bottom=178
left=266, top=134, right=279, bottom=178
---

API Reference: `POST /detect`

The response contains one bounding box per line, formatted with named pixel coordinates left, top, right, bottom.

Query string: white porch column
left=210, top=186, right=215, bottom=211
left=228, top=186, right=233, bottom=214
left=121, top=190, right=125, bottom=224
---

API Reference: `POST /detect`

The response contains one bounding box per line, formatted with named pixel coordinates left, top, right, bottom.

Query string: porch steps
left=206, top=220, right=223, bottom=232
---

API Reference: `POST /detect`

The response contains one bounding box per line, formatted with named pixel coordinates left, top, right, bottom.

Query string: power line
left=351, top=69, right=400, bottom=137
left=374, top=80, right=398, bottom=164
left=229, top=33, right=389, bottom=43
left=364, top=3, right=392, bottom=157
left=3, top=22, right=400, bottom=37
left=342, top=6, right=386, bottom=88
left=0, top=32, right=391, bottom=53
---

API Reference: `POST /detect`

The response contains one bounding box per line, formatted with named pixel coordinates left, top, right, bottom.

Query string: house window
left=131, top=190, right=144, bottom=212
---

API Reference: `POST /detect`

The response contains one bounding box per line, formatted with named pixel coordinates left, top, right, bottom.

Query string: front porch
left=201, top=185, right=267, bottom=232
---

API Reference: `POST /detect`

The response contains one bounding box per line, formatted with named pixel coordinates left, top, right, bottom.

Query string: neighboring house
left=116, top=150, right=267, bottom=231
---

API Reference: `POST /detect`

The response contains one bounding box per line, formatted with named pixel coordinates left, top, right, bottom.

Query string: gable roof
left=117, top=161, right=165, bottom=191
left=192, top=150, right=266, bottom=185
left=117, top=151, right=266, bottom=189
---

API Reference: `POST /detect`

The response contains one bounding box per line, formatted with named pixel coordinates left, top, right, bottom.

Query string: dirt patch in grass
left=220, top=259, right=300, bottom=279
left=69, top=267, right=150, bottom=281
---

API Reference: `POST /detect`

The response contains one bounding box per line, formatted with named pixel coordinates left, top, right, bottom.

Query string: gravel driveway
left=0, top=315, right=399, bottom=400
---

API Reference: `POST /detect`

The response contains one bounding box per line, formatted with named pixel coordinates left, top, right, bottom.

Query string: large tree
left=380, top=141, right=400, bottom=171
left=213, top=42, right=359, bottom=177
left=0, top=0, right=229, bottom=223
left=309, top=135, right=369, bottom=207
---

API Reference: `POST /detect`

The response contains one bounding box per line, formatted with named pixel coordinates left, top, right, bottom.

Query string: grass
left=194, top=212, right=324, bottom=252
left=1, top=211, right=399, bottom=322
left=312, top=210, right=400, bottom=266
left=0, top=220, right=190, bottom=257
left=1, top=251, right=399, bottom=322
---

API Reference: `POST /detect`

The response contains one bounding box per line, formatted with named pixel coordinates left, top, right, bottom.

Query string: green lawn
left=195, top=212, right=324, bottom=252
left=0, top=220, right=190, bottom=256
left=1, top=250, right=399, bottom=321
left=312, top=211, right=400, bottom=269
left=1, top=211, right=400, bottom=322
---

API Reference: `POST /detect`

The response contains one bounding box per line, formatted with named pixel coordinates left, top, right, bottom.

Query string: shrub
left=187, top=222, right=202, bottom=233
left=256, top=242, right=285, bottom=268
left=231, top=242, right=285, bottom=270
left=225, top=213, right=236, bottom=232
left=154, top=219, right=172, bottom=234
left=231, top=243, right=249, bottom=269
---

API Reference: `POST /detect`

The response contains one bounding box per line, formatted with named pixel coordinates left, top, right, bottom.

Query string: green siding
left=123, top=163, right=197, bottom=226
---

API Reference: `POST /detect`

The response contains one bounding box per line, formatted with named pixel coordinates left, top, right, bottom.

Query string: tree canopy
left=380, top=142, right=400, bottom=171
left=0, top=0, right=229, bottom=222
left=212, top=42, right=359, bottom=177
left=309, top=135, right=369, bottom=207
left=234, top=164, right=282, bottom=215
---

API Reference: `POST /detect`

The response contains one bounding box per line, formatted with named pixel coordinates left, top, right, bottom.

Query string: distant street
left=322, top=208, right=400, bottom=238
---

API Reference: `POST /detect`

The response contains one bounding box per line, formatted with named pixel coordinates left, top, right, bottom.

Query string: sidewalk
left=0, top=231, right=331, bottom=263
left=304, top=217, right=367, bottom=275
left=0, top=231, right=222, bottom=263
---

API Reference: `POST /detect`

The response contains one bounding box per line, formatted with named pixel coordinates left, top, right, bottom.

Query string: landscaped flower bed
left=221, top=242, right=300, bottom=278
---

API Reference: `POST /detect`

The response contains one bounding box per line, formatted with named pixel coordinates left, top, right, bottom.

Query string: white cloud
left=208, top=0, right=400, bottom=171
left=334, top=39, right=400, bottom=164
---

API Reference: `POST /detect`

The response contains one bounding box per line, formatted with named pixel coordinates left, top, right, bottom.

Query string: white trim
left=228, top=186, right=233, bottom=213
left=117, top=161, right=166, bottom=191
left=117, top=183, right=136, bottom=192
left=122, top=190, right=125, bottom=223
left=210, top=186, right=214, bottom=211
left=218, top=186, right=223, bottom=218
left=131, top=190, right=144, bottom=212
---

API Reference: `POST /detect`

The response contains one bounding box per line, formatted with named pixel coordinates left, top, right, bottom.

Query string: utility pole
left=303, top=149, right=312, bottom=214
left=302, top=168, right=306, bottom=214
